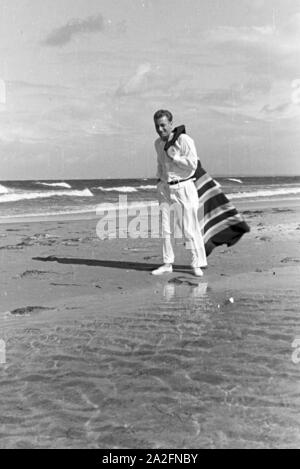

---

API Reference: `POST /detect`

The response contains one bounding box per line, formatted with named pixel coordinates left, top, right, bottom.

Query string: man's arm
left=169, top=135, right=198, bottom=171
left=155, top=141, right=163, bottom=183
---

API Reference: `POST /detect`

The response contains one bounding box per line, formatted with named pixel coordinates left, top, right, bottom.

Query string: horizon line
left=1, top=174, right=300, bottom=182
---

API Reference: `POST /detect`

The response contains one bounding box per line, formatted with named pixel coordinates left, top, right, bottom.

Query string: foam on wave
left=0, top=188, right=93, bottom=203
left=36, top=182, right=72, bottom=189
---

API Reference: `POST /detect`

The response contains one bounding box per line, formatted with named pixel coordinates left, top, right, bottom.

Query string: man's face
left=154, top=116, right=173, bottom=141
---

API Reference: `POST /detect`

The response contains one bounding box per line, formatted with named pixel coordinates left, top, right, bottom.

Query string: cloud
left=199, top=80, right=271, bottom=108
left=245, top=0, right=266, bottom=9
left=261, top=102, right=289, bottom=114
left=175, top=74, right=300, bottom=123
left=7, top=80, right=70, bottom=91
left=0, top=79, right=6, bottom=105
left=261, top=101, right=300, bottom=120
left=0, top=90, right=123, bottom=145
left=174, top=77, right=272, bottom=114
left=201, top=12, right=300, bottom=80
left=115, top=63, right=183, bottom=98
left=205, top=24, right=274, bottom=46
left=114, top=20, right=127, bottom=36
left=281, top=12, right=300, bottom=40
left=42, top=14, right=105, bottom=47
left=116, top=63, right=153, bottom=97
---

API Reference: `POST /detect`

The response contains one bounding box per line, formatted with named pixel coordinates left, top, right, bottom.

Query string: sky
left=0, top=0, right=300, bottom=179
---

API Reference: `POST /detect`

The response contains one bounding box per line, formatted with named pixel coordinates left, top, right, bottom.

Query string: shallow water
left=0, top=272, right=300, bottom=449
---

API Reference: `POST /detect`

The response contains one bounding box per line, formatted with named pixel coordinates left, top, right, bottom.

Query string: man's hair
left=153, top=109, right=173, bottom=122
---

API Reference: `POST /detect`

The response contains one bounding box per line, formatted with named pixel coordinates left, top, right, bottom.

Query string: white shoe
left=192, top=267, right=204, bottom=277
left=151, top=264, right=173, bottom=275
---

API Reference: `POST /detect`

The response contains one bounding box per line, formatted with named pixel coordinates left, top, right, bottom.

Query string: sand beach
left=0, top=197, right=300, bottom=448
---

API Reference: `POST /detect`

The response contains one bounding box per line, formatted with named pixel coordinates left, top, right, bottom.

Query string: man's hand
left=166, top=136, right=198, bottom=171
left=166, top=146, right=179, bottom=161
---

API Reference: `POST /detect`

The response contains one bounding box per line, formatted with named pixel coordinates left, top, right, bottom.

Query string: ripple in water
left=0, top=282, right=300, bottom=448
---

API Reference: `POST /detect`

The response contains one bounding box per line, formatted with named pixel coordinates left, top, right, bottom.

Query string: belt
left=168, top=175, right=195, bottom=186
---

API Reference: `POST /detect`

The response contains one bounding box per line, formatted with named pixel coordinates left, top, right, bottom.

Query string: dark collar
left=164, top=125, right=186, bottom=151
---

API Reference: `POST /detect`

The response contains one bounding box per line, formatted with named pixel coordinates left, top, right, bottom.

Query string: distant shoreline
left=1, top=174, right=300, bottom=182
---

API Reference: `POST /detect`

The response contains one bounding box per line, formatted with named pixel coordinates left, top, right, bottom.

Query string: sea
left=1, top=176, right=300, bottom=221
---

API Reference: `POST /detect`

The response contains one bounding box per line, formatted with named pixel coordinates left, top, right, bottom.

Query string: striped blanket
left=193, top=162, right=250, bottom=256
left=165, top=126, right=250, bottom=256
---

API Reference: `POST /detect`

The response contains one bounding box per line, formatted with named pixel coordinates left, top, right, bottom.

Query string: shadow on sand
left=32, top=255, right=198, bottom=274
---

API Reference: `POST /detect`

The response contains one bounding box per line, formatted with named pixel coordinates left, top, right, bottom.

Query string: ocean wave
left=139, top=185, right=157, bottom=190
left=94, top=184, right=157, bottom=192
left=227, top=178, right=243, bottom=184
left=0, top=188, right=93, bottom=204
left=0, top=184, right=10, bottom=194
left=228, top=187, right=300, bottom=199
left=94, top=186, right=138, bottom=193
left=36, top=182, right=72, bottom=189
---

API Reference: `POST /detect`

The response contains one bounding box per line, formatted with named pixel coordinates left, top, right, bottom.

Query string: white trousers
left=157, top=179, right=207, bottom=268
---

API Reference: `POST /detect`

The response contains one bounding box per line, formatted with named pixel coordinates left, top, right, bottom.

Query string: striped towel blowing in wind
left=164, top=125, right=250, bottom=256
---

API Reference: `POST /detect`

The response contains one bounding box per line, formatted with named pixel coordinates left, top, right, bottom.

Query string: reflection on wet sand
left=163, top=280, right=208, bottom=302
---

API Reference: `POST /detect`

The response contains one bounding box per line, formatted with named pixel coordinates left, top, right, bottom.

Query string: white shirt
left=155, top=133, right=198, bottom=183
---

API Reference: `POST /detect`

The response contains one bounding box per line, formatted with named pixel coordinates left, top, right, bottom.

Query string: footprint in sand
left=10, top=306, right=55, bottom=316
left=272, top=208, right=293, bottom=213
left=0, top=244, right=26, bottom=250
left=50, top=283, right=82, bottom=287
left=19, top=270, right=54, bottom=279
left=242, top=210, right=263, bottom=217
left=280, top=257, right=300, bottom=264
left=257, top=236, right=272, bottom=242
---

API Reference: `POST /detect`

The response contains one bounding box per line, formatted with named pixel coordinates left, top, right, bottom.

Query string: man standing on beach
left=152, top=109, right=207, bottom=277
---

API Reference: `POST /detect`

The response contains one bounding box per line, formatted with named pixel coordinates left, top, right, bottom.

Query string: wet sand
left=0, top=198, right=300, bottom=448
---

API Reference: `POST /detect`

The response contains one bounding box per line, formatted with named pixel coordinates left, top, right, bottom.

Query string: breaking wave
left=0, top=184, right=10, bottom=194
left=36, top=182, right=72, bottom=189
left=228, top=187, right=300, bottom=199
left=94, top=186, right=138, bottom=193
left=0, top=188, right=94, bottom=204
